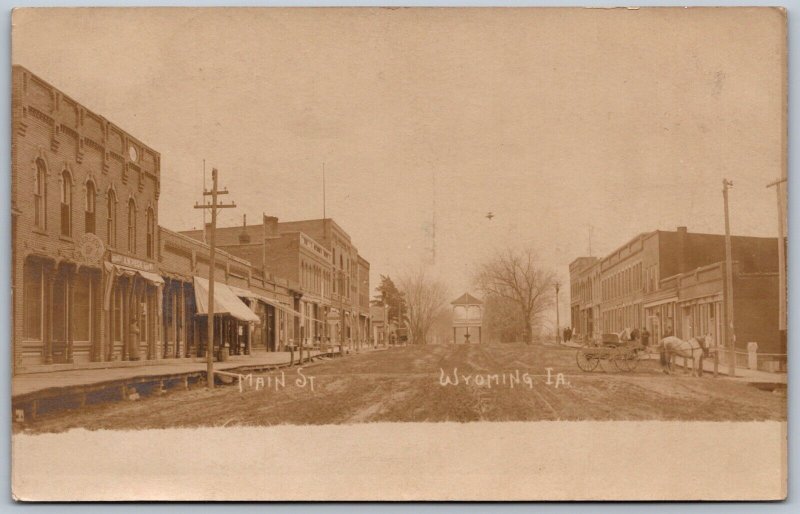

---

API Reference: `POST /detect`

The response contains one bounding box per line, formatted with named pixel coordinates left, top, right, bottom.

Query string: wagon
left=575, top=333, right=641, bottom=372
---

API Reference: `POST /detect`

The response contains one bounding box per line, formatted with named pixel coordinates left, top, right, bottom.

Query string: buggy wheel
left=613, top=348, right=639, bottom=372
left=576, top=348, right=600, bottom=372
left=625, top=349, right=640, bottom=372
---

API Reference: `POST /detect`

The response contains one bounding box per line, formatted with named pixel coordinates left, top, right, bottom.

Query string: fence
left=713, top=348, right=787, bottom=373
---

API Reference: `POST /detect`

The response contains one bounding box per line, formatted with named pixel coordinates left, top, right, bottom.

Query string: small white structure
left=451, top=293, right=483, bottom=344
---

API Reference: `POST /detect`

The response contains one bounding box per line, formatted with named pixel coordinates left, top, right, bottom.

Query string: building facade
left=12, top=66, right=163, bottom=373
left=11, top=66, right=308, bottom=376
left=569, top=226, right=782, bottom=360
left=370, top=304, right=389, bottom=346
left=356, top=255, right=371, bottom=348
left=180, top=216, right=371, bottom=349
left=569, top=256, right=599, bottom=342
left=158, top=227, right=301, bottom=358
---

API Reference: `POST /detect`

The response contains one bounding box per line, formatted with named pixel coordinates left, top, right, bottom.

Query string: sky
left=12, top=7, right=787, bottom=319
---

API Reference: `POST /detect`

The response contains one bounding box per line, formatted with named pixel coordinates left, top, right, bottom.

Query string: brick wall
left=734, top=271, right=781, bottom=354
left=12, top=66, right=161, bottom=372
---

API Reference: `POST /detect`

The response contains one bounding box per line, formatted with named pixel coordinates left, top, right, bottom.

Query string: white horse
left=659, top=336, right=709, bottom=377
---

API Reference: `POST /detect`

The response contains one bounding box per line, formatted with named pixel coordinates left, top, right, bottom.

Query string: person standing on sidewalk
left=129, top=316, right=141, bottom=361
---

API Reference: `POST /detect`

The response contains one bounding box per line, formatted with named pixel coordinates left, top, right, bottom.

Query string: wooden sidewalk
left=12, top=349, right=337, bottom=420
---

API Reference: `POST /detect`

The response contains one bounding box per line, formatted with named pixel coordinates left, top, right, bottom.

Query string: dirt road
left=18, top=343, right=786, bottom=433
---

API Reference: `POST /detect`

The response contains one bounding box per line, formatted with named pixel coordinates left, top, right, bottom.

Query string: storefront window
left=113, top=288, right=122, bottom=342
left=23, top=260, right=43, bottom=340
left=52, top=274, right=67, bottom=342
left=73, top=273, right=92, bottom=341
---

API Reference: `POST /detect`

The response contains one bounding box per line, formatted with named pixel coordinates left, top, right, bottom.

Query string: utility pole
left=767, top=176, right=788, bottom=352
left=194, top=168, right=236, bottom=389
left=722, top=179, right=735, bottom=378
left=555, top=281, right=561, bottom=344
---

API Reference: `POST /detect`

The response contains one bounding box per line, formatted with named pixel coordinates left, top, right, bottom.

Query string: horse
left=659, top=336, right=709, bottom=377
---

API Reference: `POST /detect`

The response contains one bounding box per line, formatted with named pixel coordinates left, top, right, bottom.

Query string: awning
left=227, top=284, right=262, bottom=301
left=263, top=297, right=302, bottom=318
left=226, top=285, right=302, bottom=318
left=103, top=262, right=165, bottom=311
left=193, top=277, right=260, bottom=323
left=104, top=261, right=165, bottom=285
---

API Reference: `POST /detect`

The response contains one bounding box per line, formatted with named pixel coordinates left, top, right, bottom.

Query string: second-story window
left=106, top=188, right=117, bottom=248
left=34, top=159, right=47, bottom=230
left=85, top=181, right=96, bottom=234
left=127, top=199, right=137, bottom=253
left=146, top=207, right=155, bottom=258
left=60, top=170, right=72, bottom=237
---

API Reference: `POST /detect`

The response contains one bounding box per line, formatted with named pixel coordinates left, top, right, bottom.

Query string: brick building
left=569, top=226, right=783, bottom=359
left=569, top=256, right=600, bottom=341
left=158, top=227, right=301, bottom=358
left=12, top=65, right=163, bottom=373
left=356, top=255, right=371, bottom=347
left=11, top=66, right=306, bottom=376
left=180, top=216, right=371, bottom=349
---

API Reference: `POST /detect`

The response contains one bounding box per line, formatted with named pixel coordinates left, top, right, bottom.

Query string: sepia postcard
left=9, top=7, right=787, bottom=501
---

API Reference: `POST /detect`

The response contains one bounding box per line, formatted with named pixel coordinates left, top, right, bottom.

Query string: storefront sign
left=110, top=252, right=156, bottom=272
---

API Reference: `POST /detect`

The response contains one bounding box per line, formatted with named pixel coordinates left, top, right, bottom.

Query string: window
left=34, top=159, right=46, bottom=229
left=23, top=260, right=43, bottom=340
left=52, top=275, right=67, bottom=342
left=146, top=207, right=155, bottom=258
left=73, top=273, right=92, bottom=342
left=85, top=181, right=96, bottom=234
left=127, top=199, right=137, bottom=253
left=106, top=189, right=117, bottom=248
left=113, top=288, right=122, bottom=342
left=60, top=170, right=72, bottom=237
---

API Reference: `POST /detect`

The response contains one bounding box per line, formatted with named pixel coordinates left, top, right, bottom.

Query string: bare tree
left=474, top=248, right=556, bottom=344
left=397, top=267, right=449, bottom=344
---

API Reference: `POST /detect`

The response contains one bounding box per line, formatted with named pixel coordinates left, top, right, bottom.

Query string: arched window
left=34, top=159, right=47, bottom=229
left=146, top=207, right=155, bottom=258
left=127, top=199, right=137, bottom=253
left=106, top=189, right=117, bottom=248
left=60, top=170, right=72, bottom=237
left=85, top=181, right=96, bottom=234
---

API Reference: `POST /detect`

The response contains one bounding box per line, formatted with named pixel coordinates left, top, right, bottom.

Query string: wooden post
left=194, top=168, right=236, bottom=388
left=722, top=179, right=736, bottom=378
